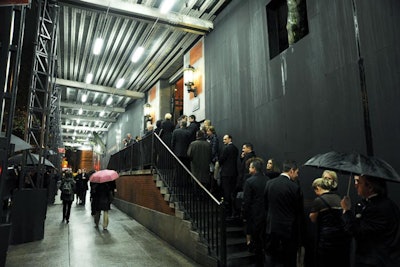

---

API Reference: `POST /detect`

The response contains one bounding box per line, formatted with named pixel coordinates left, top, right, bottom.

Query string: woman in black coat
left=91, top=180, right=116, bottom=230
left=309, top=177, right=351, bottom=267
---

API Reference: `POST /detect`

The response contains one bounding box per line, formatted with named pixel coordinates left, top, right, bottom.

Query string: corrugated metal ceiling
left=56, top=0, right=230, bottom=147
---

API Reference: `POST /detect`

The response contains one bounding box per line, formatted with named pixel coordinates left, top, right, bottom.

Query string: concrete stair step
left=227, top=250, right=256, bottom=267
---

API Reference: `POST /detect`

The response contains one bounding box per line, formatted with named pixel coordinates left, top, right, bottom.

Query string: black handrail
left=107, top=133, right=227, bottom=266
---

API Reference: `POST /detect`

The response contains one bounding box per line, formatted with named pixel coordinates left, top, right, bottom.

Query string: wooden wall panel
left=80, top=150, right=93, bottom=171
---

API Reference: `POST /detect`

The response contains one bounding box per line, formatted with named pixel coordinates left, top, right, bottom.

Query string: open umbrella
left=304, top=151, right=400, bottom=194
left=0, top=133, right=32, bottom=152
left=8, top=153, right=55, bottom=168
left=89, top=169, right=119, bottom=183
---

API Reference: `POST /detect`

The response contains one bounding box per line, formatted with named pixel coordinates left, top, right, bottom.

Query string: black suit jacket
left=243, top=173, right=270, bottom=234
left=171, top=128, right=191, bottom=157
left=219, top=143, right=238, bottom=177
left=187, top=121, right=200, bottom=142
left=264, top=174, right=303, bottom=241
left=342, top=195, right=400, bottom=266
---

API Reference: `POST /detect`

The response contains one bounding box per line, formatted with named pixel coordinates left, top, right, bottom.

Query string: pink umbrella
left=89, top=169, right=119, bottom=183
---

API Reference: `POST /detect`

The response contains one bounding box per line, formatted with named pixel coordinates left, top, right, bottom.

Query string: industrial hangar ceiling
left=56, top=0, right=230, bottom=148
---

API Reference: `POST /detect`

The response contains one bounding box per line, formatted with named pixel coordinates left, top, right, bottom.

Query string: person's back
left=92, top=181, right=115, bottom=230
left=60, top=177, right=74, bottom=202
left=171, top=121, right=191, bottom=157
left=265, top=175, right=301, bottom=235
left=60, top=173, right=75, bottom=223
left=243, top=159, right=269, bottom=266
left=160, top=113, right=175, bottom=147
left=187, top=131, right=212, bottom=186
left=310, top=177, right=351, bottom=267
left=264, top=160, right=303, bottom=267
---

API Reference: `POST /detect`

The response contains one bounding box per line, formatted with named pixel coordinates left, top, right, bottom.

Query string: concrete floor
left=5, top=193, right=201, bottom=267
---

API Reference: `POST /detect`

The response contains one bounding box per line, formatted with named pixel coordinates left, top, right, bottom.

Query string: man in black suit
left=341, top=175, right=400, bottom=267
left=171, top=121, right=192, bottom=192
left=171, top=120, right=191, bottom=169
left=187, top=115, right=200, bottom=142
left=219, top=134, right=239, bottom=218
left=264, top=160, right=304, bottom=267
left=243, top=158, right=269, bottom=267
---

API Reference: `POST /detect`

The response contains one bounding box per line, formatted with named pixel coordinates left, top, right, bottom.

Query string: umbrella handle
left=346, top=175, right=352, bottom=196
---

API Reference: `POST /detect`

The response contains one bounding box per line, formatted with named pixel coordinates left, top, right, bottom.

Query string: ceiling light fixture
left=116, top=78, right=125, bottom=89
left=160, top=0, right=176, bottom=14
left=99, top=110, right=105, bottom=117
left=85, top=73, right=93, bottom=84
left=93, top=38, right=104, bottom=55
left=106, top=96, right=113, bottom=105
left=131, top=46, right=144, bottom=63
left=81, top=92, right=88, bottom=103
left=78, top=108, right=83, bottom=115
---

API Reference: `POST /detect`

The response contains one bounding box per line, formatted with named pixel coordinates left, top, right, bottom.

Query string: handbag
left=213, top=161, right=221, bottom=185
left=209, top=162, right=215, bottom=172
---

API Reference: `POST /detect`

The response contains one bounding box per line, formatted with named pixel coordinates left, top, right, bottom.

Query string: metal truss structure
left=26, top=0, right=60, bottom=187
left=0, top=5, right=27, bottom=219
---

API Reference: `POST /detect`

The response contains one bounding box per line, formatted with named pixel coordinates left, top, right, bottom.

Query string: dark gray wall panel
left=356, top=0, right=400, bottom=199
left=205, top=0, right=400, bottom=203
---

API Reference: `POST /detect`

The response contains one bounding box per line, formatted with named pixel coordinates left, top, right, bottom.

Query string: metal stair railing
left=107, top=133, right=227, bottom=266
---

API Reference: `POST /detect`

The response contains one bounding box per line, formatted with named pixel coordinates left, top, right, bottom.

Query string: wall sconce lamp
left=144, top=103, right=153, bottom=123
left=184, top=65, right=197, bottom=97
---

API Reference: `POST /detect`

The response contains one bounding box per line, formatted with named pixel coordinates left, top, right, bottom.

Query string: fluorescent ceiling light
left=160, top=0, right=176, bottom=14
left=93, top=38, right=104, bottom=55
left=106, top=96, right=113, bottom=105
left=131, top=46, right=145, bottom=63
left=81, top=93, right=88, bottom=103
left=78, top=108, right=83, bottom=115
left=116, top=78, right=125, bottom=89
left=85, top=73, right=93, bottom=84
left=99, top=110, right=105, bottom=117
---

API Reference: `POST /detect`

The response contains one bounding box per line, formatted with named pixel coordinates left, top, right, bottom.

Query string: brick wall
left=116, top=174, right=174, bottom=216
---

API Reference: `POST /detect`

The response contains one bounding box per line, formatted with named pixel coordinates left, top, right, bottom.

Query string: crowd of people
left=59, top=169, right=116, bottom=230
left=126, top=112, right=400, bottom=267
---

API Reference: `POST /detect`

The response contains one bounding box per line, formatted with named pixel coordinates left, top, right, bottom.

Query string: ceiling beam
left=61, top=125, right=109, bottom=132
left=60, top=0, right=214, bottom=34
left=56, top=78, right=145, bottom=99
left=62, top=142, right=92, bottom=147
left=60, top=102, right=125, bottom=113
left=60, top=114, right=116, bottom=123
left=61, top=133, right=94, bottom=138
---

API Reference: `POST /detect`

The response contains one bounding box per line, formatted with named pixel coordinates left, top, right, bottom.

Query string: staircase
left=155, top=173, right=256, bottom=266
left=226, top=218, right=256, bottom=266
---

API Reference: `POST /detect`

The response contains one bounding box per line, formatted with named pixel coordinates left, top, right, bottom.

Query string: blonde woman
left=309, top=177, right=350, bottom=267
left=322, top=170, right=338, bottom=190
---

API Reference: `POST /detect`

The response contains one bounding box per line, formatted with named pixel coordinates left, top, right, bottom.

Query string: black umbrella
left=0, top=133, right=32, bottom=152
left=304, top=151, right=400, bottom=195
left=8, top=153, right=55, bottom=168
